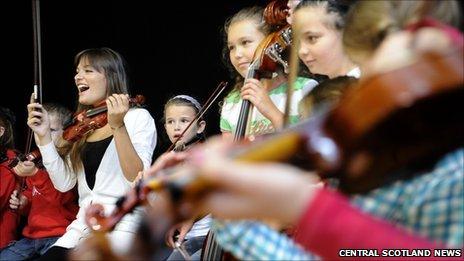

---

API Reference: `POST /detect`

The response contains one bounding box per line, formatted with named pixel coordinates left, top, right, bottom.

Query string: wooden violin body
left=63, top=95, right=145, bottom=142
left=237, top=48, right=464, bottom=193
left=326, top=50, right=464, bottom=193
left=7, top=149, right=42, bottom=169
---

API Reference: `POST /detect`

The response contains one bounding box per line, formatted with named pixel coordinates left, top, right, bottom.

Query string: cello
left=203, top=1, right=292, bottom=259
left=233, top=0, right=292, bottom=140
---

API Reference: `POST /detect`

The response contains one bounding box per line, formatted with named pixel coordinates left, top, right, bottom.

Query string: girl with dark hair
left=161, top=95, right=210, bottom=260
left=164, top=95, right=206, bottom=152
left=27, top=47, right=157, bottom=258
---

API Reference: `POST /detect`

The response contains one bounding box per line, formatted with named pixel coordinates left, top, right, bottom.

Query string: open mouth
left=305, top=60, right=316, bottom=66
left=238, top=62, right=249, bottom=68
left=78, top=85, right=90, bottom=93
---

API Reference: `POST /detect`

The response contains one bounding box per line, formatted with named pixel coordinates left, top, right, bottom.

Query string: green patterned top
left=220, top=77, right=317, bottom=138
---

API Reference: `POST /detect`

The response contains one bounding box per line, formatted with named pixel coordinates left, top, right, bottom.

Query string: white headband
left=171, top=95, right=201, bottom=111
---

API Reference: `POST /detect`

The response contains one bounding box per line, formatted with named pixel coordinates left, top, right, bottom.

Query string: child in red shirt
left=0, top=107, right=20, bottom=249
left=0, top=103, right=79, bottom=260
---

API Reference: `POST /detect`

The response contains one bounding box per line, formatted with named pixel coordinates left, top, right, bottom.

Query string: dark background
left=2, top=0, right=268, bottom=158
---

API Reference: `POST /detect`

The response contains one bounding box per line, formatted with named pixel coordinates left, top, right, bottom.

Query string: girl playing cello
left=220, top=6, right=318, bottom=141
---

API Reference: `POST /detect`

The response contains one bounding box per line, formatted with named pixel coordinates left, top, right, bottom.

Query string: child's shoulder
left=269, top=77, right=317, bottom=96
left=126, top=107, right=153, bottom=120
left=224, top=89, right=241, bottom=104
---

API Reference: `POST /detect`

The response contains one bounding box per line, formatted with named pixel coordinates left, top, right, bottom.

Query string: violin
left=85, top=45, right=463, bottom=233
left=234, top=0, right=291, bottom=140
left=7, top=149, right=42, bottom=169
left=62, top=95, right=145, bottom=142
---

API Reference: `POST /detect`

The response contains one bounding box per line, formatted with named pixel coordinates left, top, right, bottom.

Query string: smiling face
left=295, top=5, right=348, bottom=78
left=164, top=104, right=205, bottom=145
left=227, top=19, right=266, bottom=78
left=74, top=57, right=108, bottom=107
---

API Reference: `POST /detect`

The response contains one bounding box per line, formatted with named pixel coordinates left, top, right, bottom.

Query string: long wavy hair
left=59, top=47, right=130, bottom=173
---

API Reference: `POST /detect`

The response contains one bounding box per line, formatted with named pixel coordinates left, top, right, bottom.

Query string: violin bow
left=166, top=81, right=228, bottom=152
left=17, top=0, right=43, bottom=207
left=26, top=0, right=43, bottom=155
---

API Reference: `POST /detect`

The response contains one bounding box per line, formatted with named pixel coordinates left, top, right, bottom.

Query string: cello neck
left=233, top=60, right=260, bottom=141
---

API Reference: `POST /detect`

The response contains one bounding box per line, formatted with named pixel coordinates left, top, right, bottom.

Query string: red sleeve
left=294, top=188, right=444, bottom=260
left=406, top=18, right=463, bottom=46
left=0, top=166, right=17, bottom=210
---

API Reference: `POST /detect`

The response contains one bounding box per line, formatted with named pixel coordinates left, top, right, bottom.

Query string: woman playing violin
left=220, top=6, right=318, bottom=141
left=27, top=47, right=157, bottom=259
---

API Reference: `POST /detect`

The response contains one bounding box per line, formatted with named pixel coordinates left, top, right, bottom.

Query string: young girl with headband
left=162, top=95, right=210, bottom=260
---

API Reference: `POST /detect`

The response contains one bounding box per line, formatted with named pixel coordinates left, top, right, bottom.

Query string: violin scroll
left=264, top=0, right=289, bottom=26
left=132, top=94, right=145, bottom=106
left=249, top=1, right=292, bottom=77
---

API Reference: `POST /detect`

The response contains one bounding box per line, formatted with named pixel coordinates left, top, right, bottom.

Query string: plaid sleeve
left=213, top=220, right=320, bottom=260
left=351, top=148, right=464, bottom=248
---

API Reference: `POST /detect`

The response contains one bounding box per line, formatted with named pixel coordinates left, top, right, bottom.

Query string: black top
left=82, top=135, right=113, bottom=190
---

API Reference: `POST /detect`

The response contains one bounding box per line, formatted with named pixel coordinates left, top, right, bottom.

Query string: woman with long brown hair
left=27, top=47, right=157, bottom=258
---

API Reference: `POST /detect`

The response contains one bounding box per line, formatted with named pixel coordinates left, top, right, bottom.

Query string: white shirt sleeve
left=38, top=141, right=77, bottom=192
left=124, top=108, right=157, bottom=170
